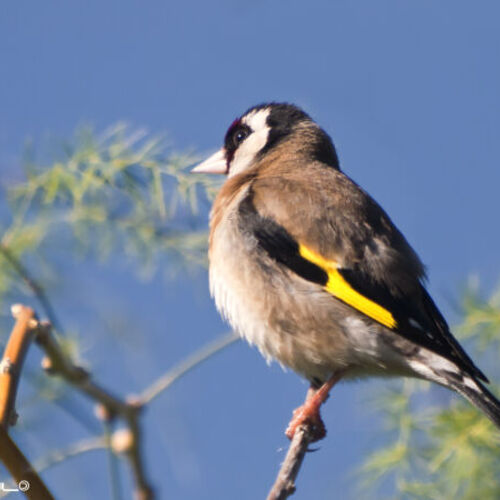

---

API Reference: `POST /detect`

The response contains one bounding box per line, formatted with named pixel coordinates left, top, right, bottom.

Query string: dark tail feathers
left=452, top=377, right=500, bottom=429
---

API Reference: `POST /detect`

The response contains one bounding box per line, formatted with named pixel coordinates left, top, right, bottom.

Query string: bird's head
left=192, top=103, right=339, bottom=177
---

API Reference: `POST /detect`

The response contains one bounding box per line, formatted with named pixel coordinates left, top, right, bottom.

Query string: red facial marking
left=224, top=118, right=242, bottom=172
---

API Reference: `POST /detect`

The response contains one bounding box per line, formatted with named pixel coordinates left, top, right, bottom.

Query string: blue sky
left=1, top=1, right=499, bottom=499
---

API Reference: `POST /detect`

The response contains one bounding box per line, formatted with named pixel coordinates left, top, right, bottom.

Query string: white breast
left=209, top=208, right=278, bottom=362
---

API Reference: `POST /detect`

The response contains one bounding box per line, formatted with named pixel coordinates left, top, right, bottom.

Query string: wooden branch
left=0, top=304, right=152, bottom=500
left=266, top=423, right=316, bottom=500
left=0, top=300, right=240, bottom=500
left=0, top=427, right=54, bottom=500
left=35, top=323, right=131, bottom=417
left=0, top=305, right=54, bottom=499
left=34, top=319, right=154, bottom=500
left=0, top=302, right=238, bottom=499
left=0, top=436, right=104, bottom=498
left=0, top=305, right=37, bottom=428
left=0, top=246, right=94, bottom=432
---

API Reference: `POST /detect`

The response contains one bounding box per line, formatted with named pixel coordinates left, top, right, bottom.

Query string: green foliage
left=0, top=124, right=219, bottom=309
left=0, top=124, right=219, bottom=433
left=359, top=285, right=500, bottom=500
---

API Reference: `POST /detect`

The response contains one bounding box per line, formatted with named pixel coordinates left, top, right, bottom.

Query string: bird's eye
left=232, top=126, right=250, bottom=148
left=224, top=120, right=252, bottom=157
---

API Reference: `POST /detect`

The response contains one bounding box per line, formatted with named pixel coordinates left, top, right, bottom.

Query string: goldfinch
left=193, top=102, right=500, bottom=439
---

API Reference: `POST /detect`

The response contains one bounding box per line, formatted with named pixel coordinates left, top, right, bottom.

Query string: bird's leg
left=285, top=371, right=344, bottom=442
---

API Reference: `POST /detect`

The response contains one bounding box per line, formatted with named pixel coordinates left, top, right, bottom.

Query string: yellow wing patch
left=299, top=245, right=397, bottom=329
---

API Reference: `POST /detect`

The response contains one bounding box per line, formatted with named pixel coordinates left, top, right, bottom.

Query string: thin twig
left=0, top=305, right=37, bottom=428
left=0, top=244, right=63, bottom=333
left=267, top=373, right=343, bottom=500
left=266, top=425, right=315, bottom=500
left=140, top=332, right=239, bottom=404
left=35, top=322, right=132, bottom=416
left=34, top=318, right=154, bottom=500
left=34, top=436, right=106, bottom=473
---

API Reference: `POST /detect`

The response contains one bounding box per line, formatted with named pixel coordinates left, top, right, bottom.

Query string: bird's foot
left=285, top=371, right=345, bottom=443
left=285, top=399, right=326, bottom=442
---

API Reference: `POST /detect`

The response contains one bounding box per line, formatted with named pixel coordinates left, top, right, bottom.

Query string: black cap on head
left=244, top=102, right=340, bottom=169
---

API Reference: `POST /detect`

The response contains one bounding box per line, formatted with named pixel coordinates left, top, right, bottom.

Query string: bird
left=192, top=102, right=500, bottom=440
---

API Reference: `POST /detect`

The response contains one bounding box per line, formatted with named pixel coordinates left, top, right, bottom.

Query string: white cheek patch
left=228, top=109, right=271, bottom=177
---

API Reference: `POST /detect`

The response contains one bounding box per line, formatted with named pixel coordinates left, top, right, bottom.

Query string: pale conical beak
left=191, top=149, right=227, bottom=174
